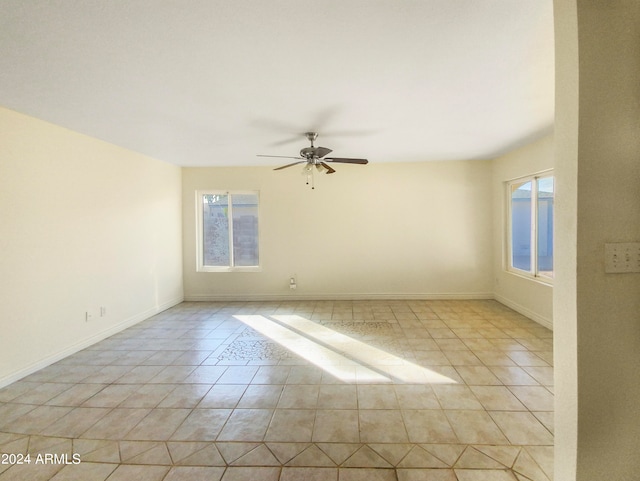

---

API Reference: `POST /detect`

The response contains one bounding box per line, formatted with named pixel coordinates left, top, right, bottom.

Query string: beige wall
left=0, top=107, right=184, bottom=386
left=554, top=0, right=640, bottom=479
left=492, top=135, right=554, bottom=328
left=182, top=160, right=494, bottom=300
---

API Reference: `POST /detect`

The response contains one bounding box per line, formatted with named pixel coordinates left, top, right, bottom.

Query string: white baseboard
left=493, top=294, right=553, bottom=330
left=0, top=296, right=184, bottom=389
left=183, top=292, right=495, bottom=302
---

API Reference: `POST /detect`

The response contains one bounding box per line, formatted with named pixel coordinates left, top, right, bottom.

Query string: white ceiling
left=0, top=0, right=554, bottom=167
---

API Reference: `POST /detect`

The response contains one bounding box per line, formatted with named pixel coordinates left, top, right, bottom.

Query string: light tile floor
left=0, top=300, right=554, bottom=480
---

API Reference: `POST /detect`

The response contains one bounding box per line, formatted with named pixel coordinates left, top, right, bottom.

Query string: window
left=507, top=173, right=554, bottom=281
left=196, top=191, right=260, bottom=272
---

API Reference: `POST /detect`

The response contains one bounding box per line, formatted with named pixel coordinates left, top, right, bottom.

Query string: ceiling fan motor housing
left=301, top=132, right=320, bottom=161
left=300, top=147, right=318, bottom=161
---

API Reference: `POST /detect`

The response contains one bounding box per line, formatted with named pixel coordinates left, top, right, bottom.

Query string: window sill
left=197, top=266, right=262, bottom=273
left=505, top=268, right=554, bottom=287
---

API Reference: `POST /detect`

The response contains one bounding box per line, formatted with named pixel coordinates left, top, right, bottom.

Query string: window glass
left=537, top=176, right=554, bottom=278
left=203, top=194, right=230, bottom=267
left=198, top=191, right=260, bottom=271
left=510, top=181, right=532, bottom=272
left=506, top=173, right=554, bottom=281
left=231, top=193, right=259, bottom=267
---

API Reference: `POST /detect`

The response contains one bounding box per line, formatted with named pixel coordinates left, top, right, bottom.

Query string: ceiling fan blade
left=257, top=154, right=304, bottom=160
left=273, top=161, right=306, bottom=171
left=315, top=146, right=333, bottom=158
left=324, top=157, right=369, bottom=165
left=320, top=162, right=336, bottom=174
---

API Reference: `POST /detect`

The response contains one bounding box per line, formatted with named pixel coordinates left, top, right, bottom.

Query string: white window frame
left=506, top=170, right=554, bottom=284
left=196, top=190, right=261, bottom=273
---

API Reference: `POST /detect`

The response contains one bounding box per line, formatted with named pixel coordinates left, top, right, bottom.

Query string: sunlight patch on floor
left=234, top=314, right=457, bottom=384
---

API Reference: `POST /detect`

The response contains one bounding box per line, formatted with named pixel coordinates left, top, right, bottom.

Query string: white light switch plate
left=604, top=243, right=640, bottom=273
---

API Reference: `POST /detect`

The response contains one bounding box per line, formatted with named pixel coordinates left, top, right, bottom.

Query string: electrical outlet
left=605, top=242, right=640, bottom=273
left=86, top=308, right=103, bottom=322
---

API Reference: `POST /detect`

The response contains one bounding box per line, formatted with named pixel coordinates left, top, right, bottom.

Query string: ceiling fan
left=257, top=132, right=368, bottom=188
